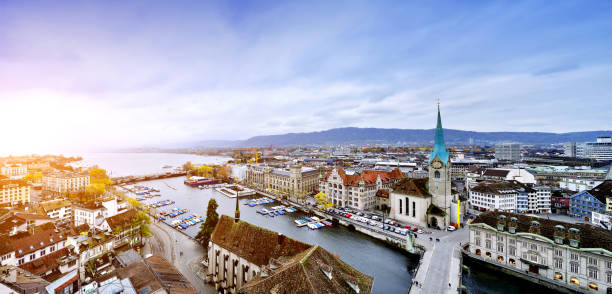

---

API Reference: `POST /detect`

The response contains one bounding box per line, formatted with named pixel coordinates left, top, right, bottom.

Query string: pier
left=111, top=171, right=186, bottom=184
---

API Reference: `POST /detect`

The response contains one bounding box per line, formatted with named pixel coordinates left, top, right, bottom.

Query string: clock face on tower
left=431, top=161, right=442, bottom=169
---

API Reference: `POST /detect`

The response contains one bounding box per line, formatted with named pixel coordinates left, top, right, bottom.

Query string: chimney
left=497, top=215, right=506, bottom=231
left=508, top=217, right=518, bottom=234
left=553, top=225, right=565, bottom=245
left=568, top=228, right=580, bottom=248
left=529, top=220, right=541, bottom=235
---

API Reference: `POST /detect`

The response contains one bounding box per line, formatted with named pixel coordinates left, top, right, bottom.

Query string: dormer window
left=30, top=245, right=34, bottom=250
left=344, top=276, right=360, bottom=293
left=50, top=238, right=53, bottom=243
left=319, top=263, right=333, bottom=280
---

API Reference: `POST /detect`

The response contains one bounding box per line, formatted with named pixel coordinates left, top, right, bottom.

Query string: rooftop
left=391, top=178, right=431, bottom=197
left=472, top=211, right=612, bottom=251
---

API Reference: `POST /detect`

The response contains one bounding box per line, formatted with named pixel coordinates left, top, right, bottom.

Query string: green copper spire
left=429, top=103, right=450, bottom=164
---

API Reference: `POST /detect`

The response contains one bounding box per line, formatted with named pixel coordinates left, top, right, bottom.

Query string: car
left=358, top=212, right=364, bottom=216
left=338, top=207, right=344, bottom=210
left=345, top=213, right=352, bottom=218
left=417, top=229, right=424, bottom=234
left=378, top=224, right=384, bottom=229
left=383, top=225, right=390, bottom=230
left=372, top=215, right=380, bottom=221
left=404, top=225, right=412, bottom=229
left=447, top=226, right=456, bottom=231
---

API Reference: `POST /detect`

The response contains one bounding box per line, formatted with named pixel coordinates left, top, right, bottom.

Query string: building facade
left=577, top=136, right=612, bottom=161
left=42, top=172, right=90, bottom=195
left=320, top=168, right=404, bottom=211
left=495, top=143, right=521, bottom=162
left=569, top=180, right=611, bottom=220
left=564, top=142, right=577, bottom=157
left=0, top=164, right=27, bottom=179
left=467, top=211, right=612, bottom=294
left=0, top=180, right=30, bottom=205
left=245, top=164, right=319, bottom=203
left=39, top=199, right=73, bottom=222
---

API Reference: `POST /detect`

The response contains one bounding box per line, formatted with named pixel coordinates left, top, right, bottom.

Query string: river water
left=74, top=153, right=417, bottom=294
left=73, top=152, right=546, bottom=294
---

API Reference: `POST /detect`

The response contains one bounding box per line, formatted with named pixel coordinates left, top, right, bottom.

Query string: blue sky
left=0, top=1, right=611, bottom=153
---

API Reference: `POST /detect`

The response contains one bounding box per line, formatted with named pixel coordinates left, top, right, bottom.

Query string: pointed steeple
left=234, top=191, right=240, bottom=223
left=429, top=102, right=450, bottom=164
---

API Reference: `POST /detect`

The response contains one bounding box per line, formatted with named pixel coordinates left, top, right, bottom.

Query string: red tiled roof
left=18, top=247, right=68, bottom=278
left=10, top=229, right=67, bottom=258
left=323, top=168, right=404, bottom=187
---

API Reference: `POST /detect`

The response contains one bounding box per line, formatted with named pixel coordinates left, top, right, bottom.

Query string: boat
left=267, top=212, right=275, bottom=217
left=277, top=210, right=285, bottom=215
left=304, top=217, right=313, bottom=222
left=184, top=176, right=220, bottom=187
left=294, top=219, right=308, bottom=227
left=273, top=211, right=279, bottom=216
left=311, top=216, right=320, bottom=222
left=247, top=202, right=257, bottom=207
left=321, top=220, right=332, bottom=227
left=258, top=209, right=269, bottom=214
left=307, top=223, right=318, bottom=230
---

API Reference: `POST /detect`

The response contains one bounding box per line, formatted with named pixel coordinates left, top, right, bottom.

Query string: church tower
left=428, top=103, right=452, bottom=226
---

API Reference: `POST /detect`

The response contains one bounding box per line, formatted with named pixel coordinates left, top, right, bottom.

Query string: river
left=73, top=152, right=546, bottom=294
left=74, top=153, right=417, bottom=294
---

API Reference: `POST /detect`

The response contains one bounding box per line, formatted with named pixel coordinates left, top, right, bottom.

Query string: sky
left=1, top=1, right=611, bottom=154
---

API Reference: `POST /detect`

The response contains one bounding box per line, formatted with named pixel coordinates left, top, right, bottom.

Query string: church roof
left=429, top=105, right=450, bottom=164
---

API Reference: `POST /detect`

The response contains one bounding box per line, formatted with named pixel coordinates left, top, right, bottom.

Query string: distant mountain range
left=190, top=127, right=612, bottom=148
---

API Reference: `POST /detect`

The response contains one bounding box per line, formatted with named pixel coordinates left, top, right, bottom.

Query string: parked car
left=345, top=213, right=352, bottom=218
left=447, top=226, right=456, bottom=231
left=383, top=225, right=390, bottom=230
left=372, top=215, right=380, bottom=221
left=417, top=229, right=424, bottom=234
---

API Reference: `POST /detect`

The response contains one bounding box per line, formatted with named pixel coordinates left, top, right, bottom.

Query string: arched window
left=475, top=249, right=481, bottom=256
left=497, top=255, right=504, bottom=262
left=435, top=171, right=440, bottom=179
left=509, top=259, right=516, bottom=266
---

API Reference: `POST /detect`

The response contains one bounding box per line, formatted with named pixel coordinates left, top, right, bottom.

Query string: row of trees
left=182, top=162, right=233, bottom=181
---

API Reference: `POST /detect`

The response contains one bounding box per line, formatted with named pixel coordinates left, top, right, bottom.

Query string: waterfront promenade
left=410, top=227, right=467, bottom=294
left=146, top=219, right=213, bottom=294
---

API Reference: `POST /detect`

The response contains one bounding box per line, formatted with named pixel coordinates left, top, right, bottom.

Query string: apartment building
left=73, top=198, right=129, bottom=227
left=319, top=168, right=404, bottom=210
left=245, top=164, right=319, bottom=203
left=0, top=180, right=30, bottom=205
left=0, top=164, right=27, bottom=179
left=577, top=136, right=612, bottom=161
left=42, top=171, right=90, bottom=195
left=495, top=143, right=521, bottom=162
left=467, top=211, right=612, bottom=293
left=39, top=199, right=73, bottom=222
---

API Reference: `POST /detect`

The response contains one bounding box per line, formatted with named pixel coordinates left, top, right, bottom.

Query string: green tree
left=195, top=198, right=219, bottom=247
left=132, top=210, right=151, bottom=238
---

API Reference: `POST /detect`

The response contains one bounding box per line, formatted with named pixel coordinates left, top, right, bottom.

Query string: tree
left=132, top=210, right=151, bottom=238
left=23, top=172, right=42, bottom=183
left=85, top=168, right=112, bottom=200
left=195, top=198, right=219, bottom=248
left=127, top=198, right=143, bottom=209
left=217, top=165, right=232, bottom=181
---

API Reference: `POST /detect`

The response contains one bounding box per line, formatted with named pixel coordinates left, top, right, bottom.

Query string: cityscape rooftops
left=0, top=265, right=49, bottom=294
left=471, top=181, right=521, bottom=194
left=39, top=199, right=72, bottom=212
left=240, top=245, right=374, bottom=294
left=211, top=215, right=312, bottom=266
left=323, top=168, right=404, bottom=187
left=10, top=228, right=67, bottom=258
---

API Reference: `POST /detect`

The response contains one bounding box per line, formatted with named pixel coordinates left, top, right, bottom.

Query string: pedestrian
left=449, top=283, right=451, bottom=287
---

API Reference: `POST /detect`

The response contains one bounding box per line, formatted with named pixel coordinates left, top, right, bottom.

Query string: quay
left=111, top=171, right=187, bottom=184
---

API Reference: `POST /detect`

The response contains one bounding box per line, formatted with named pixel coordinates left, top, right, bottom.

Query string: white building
left=577, top=136, right=612, bottom=161
left=73, top=198, right=129, bottom=228
left=481, top=168, right=536, bottom=184
left=469, top=182, right=518, bottom=213
left=560, top=177, right=604, bottom=192
left=245, top=164, right=319, bottom=203
left=39, top=199, right=73, bottom=222
left=467, top=211, right=612, bottom=294
left=319, top=168, right=404, bottom=211
left=389, top=178, right=433, bottom=227
left=564, top=142, right=577, bottom=157
left=42, top=172, right=90, bottom=195
left=495, top=143, right=521, bottom=162
left=0, top=180, right=30, bottom=205
left=0, top=164, right=27, bottom=179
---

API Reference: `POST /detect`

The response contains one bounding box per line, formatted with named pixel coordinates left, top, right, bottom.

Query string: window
left=399, top=199, right=402, bottom=214
left=497, top=243, right=504, bottom=253
left=570, top=262, right=579, bottom=274
left=607, top=261, right=612, bottom=270
left=485, top=240, right=491, bottom=249
left=588, top=268, right=599, bottom=280
left=607, top=273, right=612, bottom=283
left=509, top=239, right=515, bottom=245
left=412, top=201, right=415, bottom=217
left=475, top=231, right=481, bottom=236
left=486, top=233, right=491, bottom=239
left=18, top=258, right=24, bottom=265
left=29, top=254, right=35, bottom=261
left=435, top=171, right=440, bottom=178
left=570, top=253, right=579, bottom=261
left=405, top=198, right=409, bottom=216
left=555, top=259, right=563, bottom=269
left=530, top=243, right=537, bottom=251
left=509, top=246, right=516, bottom=256
left=554, top=249, right=563, bottom=257
left=40, top=249, right=45, bottom=256
left=588, top=257, right=598, bottom=266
